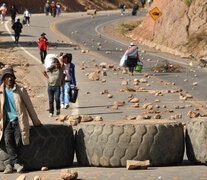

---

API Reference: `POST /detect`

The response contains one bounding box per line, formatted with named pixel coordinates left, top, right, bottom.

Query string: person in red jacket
left=37, top=33, right=49, bottom=64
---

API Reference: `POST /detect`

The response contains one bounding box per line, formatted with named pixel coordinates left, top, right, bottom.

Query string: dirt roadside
left=0, top=25, right=48, bottom=119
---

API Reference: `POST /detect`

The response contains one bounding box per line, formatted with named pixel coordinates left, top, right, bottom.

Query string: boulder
left=60, top=169, right=78, bottom=180
left=88, top=72, right=100, bottom=81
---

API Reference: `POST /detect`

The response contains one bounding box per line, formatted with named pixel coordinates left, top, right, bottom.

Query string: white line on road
left=5, top=21, right=41, bottom=63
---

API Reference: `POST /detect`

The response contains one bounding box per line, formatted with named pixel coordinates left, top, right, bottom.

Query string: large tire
left=75, top=120, right=184, bottom=167
left=0, top=125, right=74, bottom=171
left=186, top=118, right=207, bottom=164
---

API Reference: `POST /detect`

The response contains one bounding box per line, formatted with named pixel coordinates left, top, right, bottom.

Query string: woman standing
left=60, top=53, right=76, bottom=109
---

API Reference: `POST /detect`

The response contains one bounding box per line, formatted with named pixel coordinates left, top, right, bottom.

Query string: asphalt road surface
left=1, top=10, right=207, bottom=180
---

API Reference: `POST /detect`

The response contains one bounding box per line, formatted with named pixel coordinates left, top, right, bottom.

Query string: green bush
left=185, top=0, right=194, bottom=7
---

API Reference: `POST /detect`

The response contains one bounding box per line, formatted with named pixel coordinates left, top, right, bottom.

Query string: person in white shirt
left=23, top=8, right=31, bottom=26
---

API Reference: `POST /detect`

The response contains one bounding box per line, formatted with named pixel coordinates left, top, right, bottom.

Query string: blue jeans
left=48, top=86, right=60, bottom=114
left=4, top=120, right=21, bottom=166
left=61, top=82, right=71, bottom=106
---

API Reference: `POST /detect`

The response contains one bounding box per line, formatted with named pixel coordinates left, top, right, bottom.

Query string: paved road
left=1, top=10, right=207, bottom=180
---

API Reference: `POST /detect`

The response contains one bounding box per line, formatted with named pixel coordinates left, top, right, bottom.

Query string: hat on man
left=130, top=42, right=134, bottom=46
left=1, top=67, right=16, bottom=81
left=41, top=33, right=46, bottom=36
left=2, top=3, right=5, bottom=6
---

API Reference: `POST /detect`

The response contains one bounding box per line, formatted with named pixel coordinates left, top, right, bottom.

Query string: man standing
left=0, top=67, right=42, bottom=174
left=12, top=17, right=23, bottom=44
left=37, top=33, right=49, bottom=64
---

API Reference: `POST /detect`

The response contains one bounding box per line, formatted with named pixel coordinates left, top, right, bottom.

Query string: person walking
left=37, top=33, right=49, bottom=64
left=43, top=56, right=65, bottom=117
left=0, top=3, right=7, bottom=24
left=141, top=0, right=145, bottom=8
left=44, top=0, right=51, bottom=16
left=60, top=53, right=76, bottom=109
left=132, top=2, right=139, bottom=16
left=11, top=17, right=23, bottom=44
left=125, top=42, right=140, bottom=75
left=148, top=0, right=152, bottom=7
left=51, top=1, right=56, bottom=17
left=10, top=5, right=18, bottom=25
left=56, top=2, right=61, bottom=16
left=0, top=66, right=42, bottom=174
left=120, top=4, right=126, bottom=16
left=23, top=8, right=31, bottom=26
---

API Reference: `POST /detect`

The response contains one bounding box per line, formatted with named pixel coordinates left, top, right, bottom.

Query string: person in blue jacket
left=60, top=53, right=76, bottom=109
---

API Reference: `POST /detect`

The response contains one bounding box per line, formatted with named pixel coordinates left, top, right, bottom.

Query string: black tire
left=0, top=125, right=75, bottom=171
left=75, top=120, right=184, bottom=167
left=186, top=119, right=207, bottom=164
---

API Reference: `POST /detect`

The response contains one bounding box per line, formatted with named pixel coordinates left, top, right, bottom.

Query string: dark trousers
left=25, top=17, right=30, bottom=25
left=14, top=32, right=20, bottom=43
left=40, top=50, right=47, bottom=64
left=11, top=16, right=15, bottom=24
left=4, top=120, right=21, bottom=166
left=128, top=66, right=135, bottom=73
left=48, top=86, right=60, bottom=114
left=52, top=10, right=56, bottom=17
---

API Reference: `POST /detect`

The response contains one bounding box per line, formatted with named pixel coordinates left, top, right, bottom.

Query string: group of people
left=0, top=43, right=76, bottom=174
left=0, top=4, right=31, bottom=26
left=44, top=0, right=61, bottom=17
left=36, top=33, right=76, bottom=117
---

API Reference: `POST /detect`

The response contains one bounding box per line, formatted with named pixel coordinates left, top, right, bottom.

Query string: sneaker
left=56, top=109, right=60, bottom=115
left=4, top=164, right=13, bottom=174
left=49, top=113, right=53, bottom=117
left=64, top=104, right=69, bottom=109
left=61, top=104, right=64, bottom=109
left=14, top=163, right=23, bottom=173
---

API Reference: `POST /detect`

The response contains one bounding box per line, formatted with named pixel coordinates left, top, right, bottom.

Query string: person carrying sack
left=125, top=42, right=140, bottom=76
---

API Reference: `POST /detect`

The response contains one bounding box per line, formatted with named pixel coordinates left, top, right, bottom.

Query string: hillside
left=131, top=0, right=207, bottom=59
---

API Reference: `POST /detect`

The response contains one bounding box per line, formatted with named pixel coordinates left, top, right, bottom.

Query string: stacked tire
left=0, top=125, right=75, bottom=171
left=186, top=118, right=207, bottom=164
left=75, top=120, right=184, bottom=167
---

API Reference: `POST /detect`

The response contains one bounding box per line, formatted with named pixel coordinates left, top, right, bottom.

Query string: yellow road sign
left=149, top=7, right=162, bottom=21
